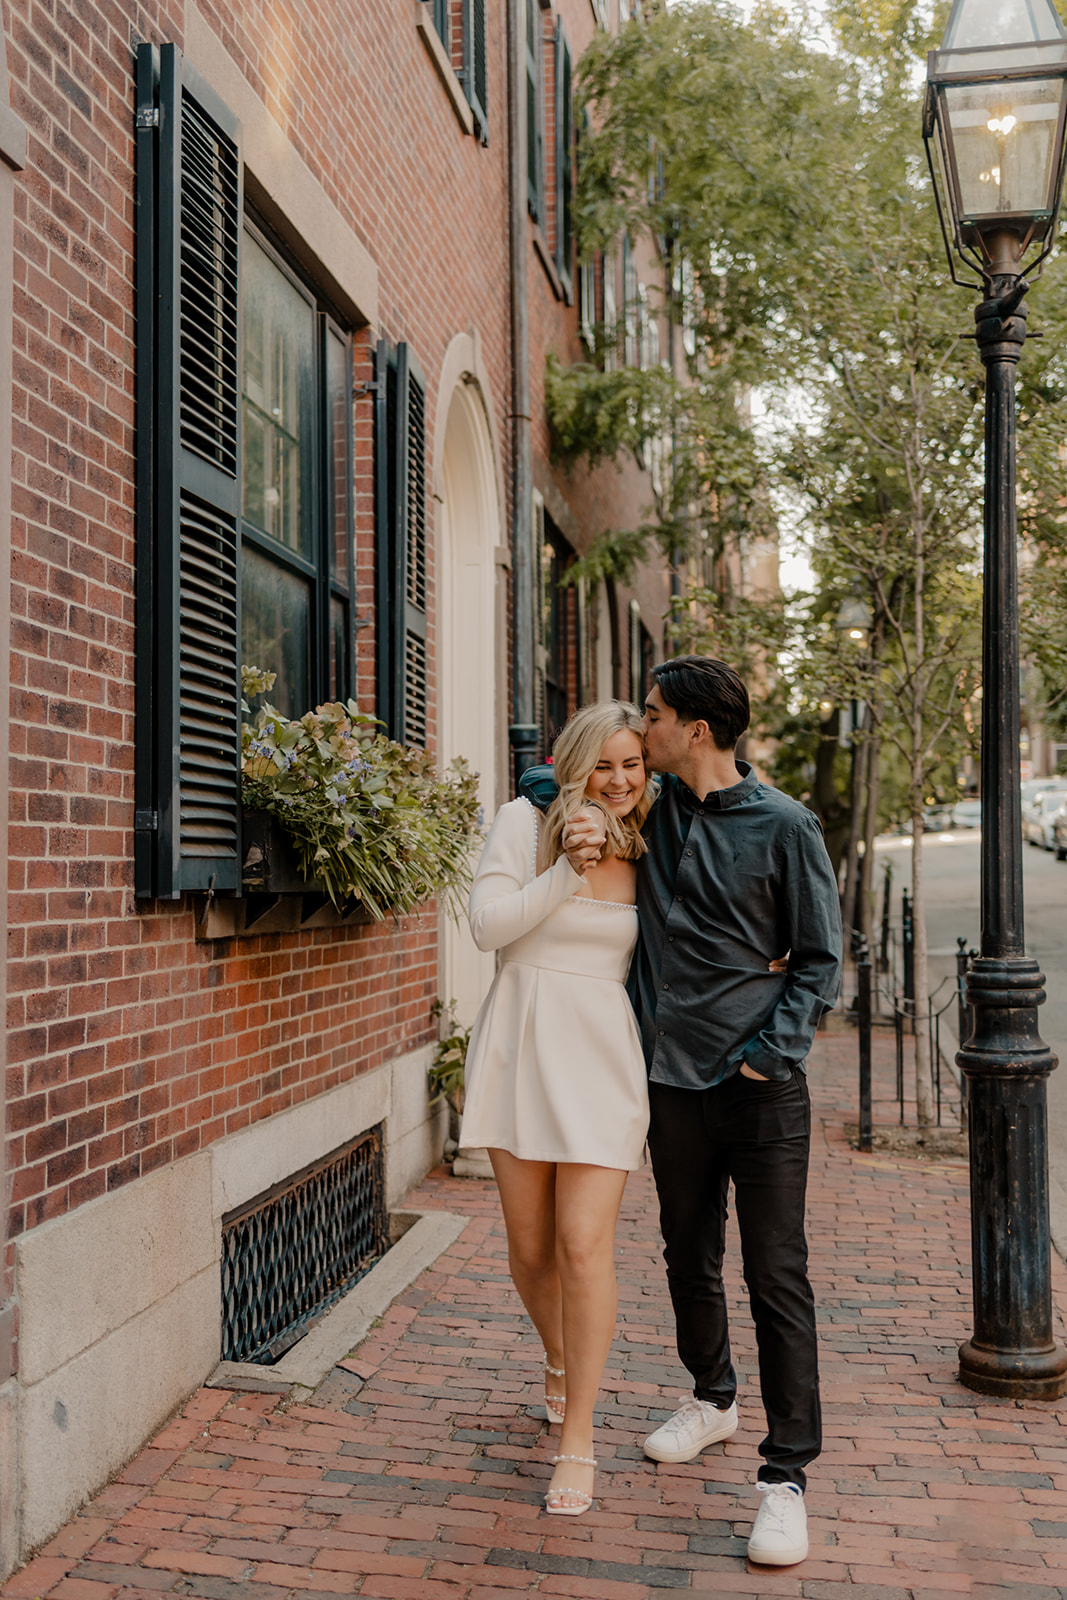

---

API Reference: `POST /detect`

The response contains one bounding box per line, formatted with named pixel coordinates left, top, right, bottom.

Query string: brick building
left=0, top=0, right=678, bottom=1571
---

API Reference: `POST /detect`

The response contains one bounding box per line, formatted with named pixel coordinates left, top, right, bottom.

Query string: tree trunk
left=813, top=707, right=849, bottom=875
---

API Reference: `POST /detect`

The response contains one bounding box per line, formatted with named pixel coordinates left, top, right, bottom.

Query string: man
left=523, top=656, right=842, bottom=1567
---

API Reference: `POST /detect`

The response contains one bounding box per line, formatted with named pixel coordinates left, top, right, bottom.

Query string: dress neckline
left=518, top=796, right=636, bottom=909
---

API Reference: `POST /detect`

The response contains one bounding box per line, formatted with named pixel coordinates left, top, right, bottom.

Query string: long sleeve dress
left=457, top=797, right=649, bottom=1170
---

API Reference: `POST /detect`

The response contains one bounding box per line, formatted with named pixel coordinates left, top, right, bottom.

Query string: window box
left=241, top=808, right=319, bottom=896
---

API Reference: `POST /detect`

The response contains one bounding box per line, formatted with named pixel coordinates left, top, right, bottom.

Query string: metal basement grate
left=221, top=1126, right=387, bottom=1365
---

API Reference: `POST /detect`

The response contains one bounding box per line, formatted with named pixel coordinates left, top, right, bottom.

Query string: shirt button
left=686, top=850, right=693, bottom=856
left=663, top=982, right=670, bottom=990
left=668, top=936, right=675, bottom=942
left=658, top=1030, right=665, bottom=1036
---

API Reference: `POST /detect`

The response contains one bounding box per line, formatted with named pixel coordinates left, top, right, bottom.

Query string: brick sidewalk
left=7, top=1031, right=1067, bottom=1599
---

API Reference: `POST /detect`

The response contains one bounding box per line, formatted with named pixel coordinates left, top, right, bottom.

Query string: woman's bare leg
left=488, top=1149, right=565, bottom=1410
left=548, top=1163, right=629, bottom=1508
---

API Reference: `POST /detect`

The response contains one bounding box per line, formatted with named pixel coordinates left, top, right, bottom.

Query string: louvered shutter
left=462, top=0, right=488, bottom=144
left=373, top=342, right=428, bottom=745
left=554, top=23, right=573, bottom=294
left=135, top=43, right=243, bottom=899
left=373, top=340, right=401, bottom=737
left=399, top=346, right=428, bottom=746
left=603, top=248, right=617, bottom=371
left=525, top=0, right=542, bottom=219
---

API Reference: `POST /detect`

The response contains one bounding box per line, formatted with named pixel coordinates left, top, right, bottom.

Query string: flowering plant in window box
left=240, top=666, right=482, bottom=917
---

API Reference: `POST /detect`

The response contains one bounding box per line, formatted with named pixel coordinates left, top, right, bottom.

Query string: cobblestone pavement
left=7, top=1031, right=1067, bottom=1599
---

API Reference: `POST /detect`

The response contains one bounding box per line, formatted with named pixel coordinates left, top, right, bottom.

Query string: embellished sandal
left=545, top=1453, right=597, bottom=1516
left=544, top=1359, right=566, bottom=1424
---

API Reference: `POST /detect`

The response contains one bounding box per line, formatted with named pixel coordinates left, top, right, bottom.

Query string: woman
left=458, top=701, right=655, bottom=1517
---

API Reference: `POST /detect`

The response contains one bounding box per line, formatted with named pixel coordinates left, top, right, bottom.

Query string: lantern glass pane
left=943, top=0, right=1066, bottom=49
left=944, top=77, right=1066, bottom=219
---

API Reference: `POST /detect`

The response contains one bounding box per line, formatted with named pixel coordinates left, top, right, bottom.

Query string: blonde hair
left=538, top=701, right=656, bottom=871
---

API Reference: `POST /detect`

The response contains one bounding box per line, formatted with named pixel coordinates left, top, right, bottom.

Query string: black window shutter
left=398, top=345, right=428, bottom=747
left=135, top=43, right=244, bottom=899
left=462, top=0, right=489, bottom=144
left=373, top=342, right=427, bottom=746
left=525, top=0, right=542, bottom=218
left=555, top=23, right=573, bottom=293
left=373, top=339, right=401, bottom=737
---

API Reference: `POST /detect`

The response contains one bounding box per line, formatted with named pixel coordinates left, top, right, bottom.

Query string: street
left=874, top=827, right=1067, bottom=1250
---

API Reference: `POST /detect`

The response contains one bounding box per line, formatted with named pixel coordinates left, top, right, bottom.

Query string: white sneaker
left=643, top=1398, right=738, bottom=1463
left=747, top=1482, right=808, bottom=1566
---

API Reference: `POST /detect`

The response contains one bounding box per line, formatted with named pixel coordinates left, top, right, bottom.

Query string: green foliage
left=1022, top=559, right=1067, bottom=746
left=545, top=351, right=674, bottom=469
left=576, top=2, right=860, bottom=382
left=665, top=581, right=791, bottom=742
left=559, top=0, right=1067, bottom=806
left=240, top=666, right=482, bottom=917
left=427, top=999, right=471, bottom=1114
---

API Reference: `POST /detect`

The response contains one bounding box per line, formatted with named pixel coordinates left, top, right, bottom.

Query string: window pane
left=242, top=543, right=311, bottom=718
left=242, top=235, right=314, bottom=557
left=329, top=594, right=348, bottom=703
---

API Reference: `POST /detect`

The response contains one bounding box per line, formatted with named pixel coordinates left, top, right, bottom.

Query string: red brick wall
left=3, top=0, right=666, bottom=1249
left=3, top=0, right=513, bottom=1245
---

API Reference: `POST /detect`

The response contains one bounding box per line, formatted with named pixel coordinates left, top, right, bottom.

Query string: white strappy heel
left=545, top=1452, right=597, bottom=1516
left=543, top=1358, right=566, bottom=1424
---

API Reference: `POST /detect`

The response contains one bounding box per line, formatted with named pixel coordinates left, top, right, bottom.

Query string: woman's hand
left=562, top=807, right=606, bottom=874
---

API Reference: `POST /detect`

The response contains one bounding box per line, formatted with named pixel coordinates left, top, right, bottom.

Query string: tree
left=550, top=0, right=1067, bottom=1124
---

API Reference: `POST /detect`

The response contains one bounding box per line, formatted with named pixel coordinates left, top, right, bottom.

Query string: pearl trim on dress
left=517, top=795, right=636, bottom=909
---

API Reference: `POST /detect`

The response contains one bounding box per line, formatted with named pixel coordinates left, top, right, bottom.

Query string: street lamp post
left=924, top=0, right=1067, bottom=1399
left=834, top=595, right=874, bottom=944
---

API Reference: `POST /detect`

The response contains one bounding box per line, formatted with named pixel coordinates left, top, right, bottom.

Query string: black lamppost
left=924, top=0, right=1067, bottom=1399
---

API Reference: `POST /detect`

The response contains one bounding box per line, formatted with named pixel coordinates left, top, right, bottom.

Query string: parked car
left=1021, top=776, right=1067, bottom=805
left=951, top=798, right=982, bottom=830
left=922, top=803, right=956, bottom=832
left=1023, top=787, right=1067, bottom=849
left=1053, top=805, right=1067, bottom=861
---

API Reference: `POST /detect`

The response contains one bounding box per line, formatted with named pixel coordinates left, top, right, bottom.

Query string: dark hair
left=651, top=656, right=750, bottom=751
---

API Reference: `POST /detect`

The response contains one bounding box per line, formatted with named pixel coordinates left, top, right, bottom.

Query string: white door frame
left=436, top=365, right=502, bottom=1026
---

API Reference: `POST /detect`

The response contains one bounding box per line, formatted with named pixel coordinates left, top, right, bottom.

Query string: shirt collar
left=672, top=760, right=759, bottom=812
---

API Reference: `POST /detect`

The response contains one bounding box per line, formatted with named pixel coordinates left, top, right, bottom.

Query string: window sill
left=413, top=0, right=475, bottom=137
left=0, top=102, right=27, bottom=172
left=533, top=228, right=569, bottom=303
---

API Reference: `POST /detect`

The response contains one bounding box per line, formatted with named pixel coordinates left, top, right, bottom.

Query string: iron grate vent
left=221, top=1125, right=387, bottom=1365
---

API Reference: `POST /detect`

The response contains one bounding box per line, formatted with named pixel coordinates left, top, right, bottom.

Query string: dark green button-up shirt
left=631, top=763, right=842, bottom=1088
left=519, top=761, right=842, bottom=1089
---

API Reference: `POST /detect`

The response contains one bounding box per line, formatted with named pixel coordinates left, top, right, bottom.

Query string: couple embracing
left=457, top=656, right=842, bottom=1567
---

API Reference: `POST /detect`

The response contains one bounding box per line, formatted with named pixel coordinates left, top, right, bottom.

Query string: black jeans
left=647, top=1070, right=820, bottom=1489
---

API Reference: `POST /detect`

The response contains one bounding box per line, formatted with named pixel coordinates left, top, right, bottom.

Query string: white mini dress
left=458, top=797, right=649, bottom=1170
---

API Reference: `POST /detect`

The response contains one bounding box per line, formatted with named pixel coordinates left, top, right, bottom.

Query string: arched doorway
left=438, top=376, right=500, bottom=1026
